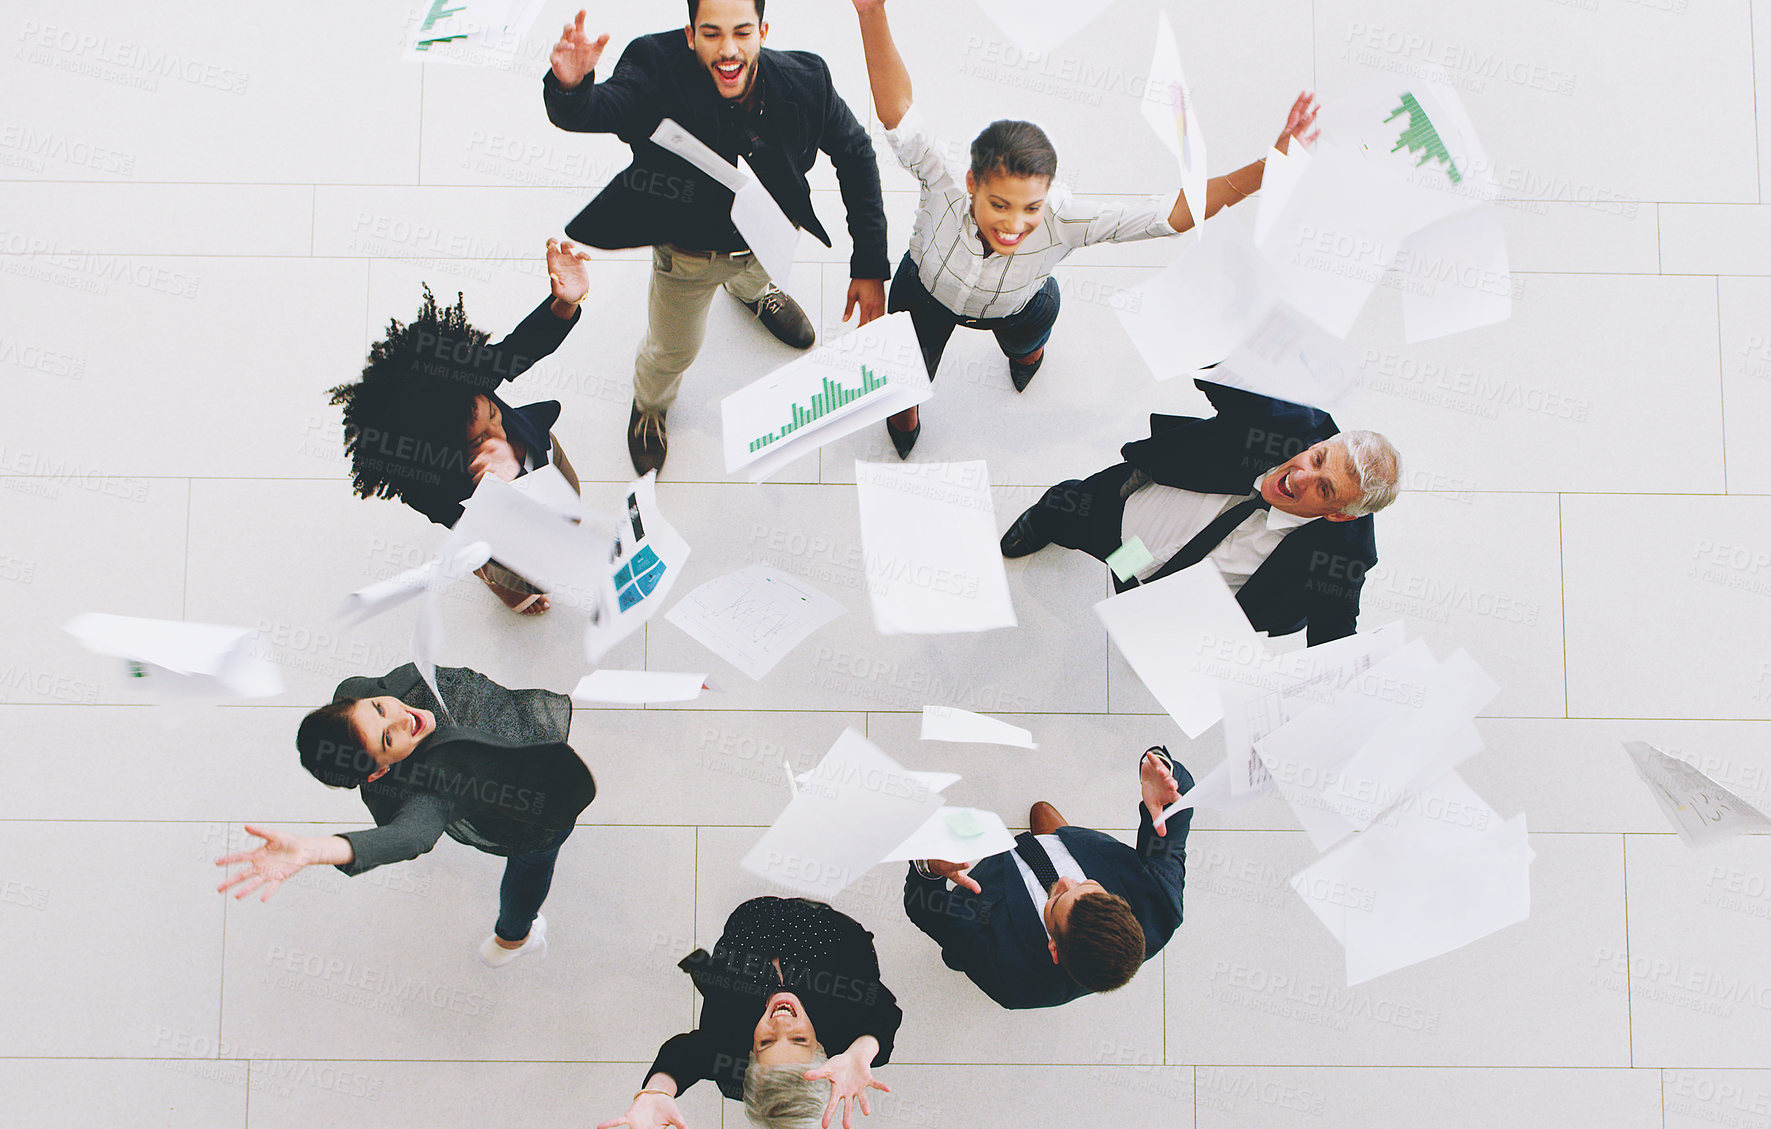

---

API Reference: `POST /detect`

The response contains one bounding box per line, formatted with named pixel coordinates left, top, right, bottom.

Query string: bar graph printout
left=722, top=311, right=932, bottom=480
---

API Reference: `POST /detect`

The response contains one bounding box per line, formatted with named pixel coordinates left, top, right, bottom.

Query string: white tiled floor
left=3, top=0, right=1769, bottom=1125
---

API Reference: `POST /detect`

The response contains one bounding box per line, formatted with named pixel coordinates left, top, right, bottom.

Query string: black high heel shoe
left=887, top=416, right=921, bottom=459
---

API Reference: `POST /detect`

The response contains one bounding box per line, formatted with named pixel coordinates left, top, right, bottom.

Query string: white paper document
left=920, top=706, right=1037, bottom=749
left=1215, top=301, right=1365, bottom=411
left=583, top=473, right=692, bottom=662
left=341, top=539, right=491, bottom=623
left=1095, top=561, right=1264, bottom=739
left=1395, top=206, right=1513, bottom=343
left=970, top=0, right=1119, bottom=57
left=1118, top=213, right=1284, bottom=380
left=1290, top=772, right=1533, bottom=985
left=665, top=563, right=844, bottom=680
left=403, top=0, right=546, bottom=67
left=651, top=119, right=800, bottom=286
left=1142, top=11, right=1207, bottom=225
left=854, top=460, right=1017, bottom=635
left=571, top=670, right=708, bottom=705
left=1626, top=741, right=1771, bottom=844
left=743, top=729, right=948, bottom=898
left=722, top=312, right=933, bottom=480
left=64, top=613, right=285, bottom=701
left=884, top=806, right=1016, bottom=863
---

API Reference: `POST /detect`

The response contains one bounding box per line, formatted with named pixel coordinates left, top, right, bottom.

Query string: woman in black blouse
left=600, top=897, right=899, bottom=1129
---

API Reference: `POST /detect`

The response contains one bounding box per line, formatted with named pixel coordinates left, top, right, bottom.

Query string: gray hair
left=1335, top=430, right=1401, bottom=518
left=743, top=1050, right=831, bottom=1129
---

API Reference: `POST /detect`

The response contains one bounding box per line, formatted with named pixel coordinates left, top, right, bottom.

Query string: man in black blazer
left=542, top=2, right=890, bottom=475
left=904, top=748, right=1192, bottom=1010
left=1002, top=380, right=1401, bottom=645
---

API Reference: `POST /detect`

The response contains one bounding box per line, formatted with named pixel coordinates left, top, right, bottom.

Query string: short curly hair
left=327, top=285, right=488, bottom=506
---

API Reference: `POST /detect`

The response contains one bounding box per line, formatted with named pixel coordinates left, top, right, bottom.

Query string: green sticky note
left=945, top=809, right=985, bottom=838
left=1106, top=536, right=1156, bottom=582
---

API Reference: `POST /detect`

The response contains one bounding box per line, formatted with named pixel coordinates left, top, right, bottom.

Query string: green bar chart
left=747, top=364, right=888, bottom=453
left=1385, top=92, right=1462, bottom=184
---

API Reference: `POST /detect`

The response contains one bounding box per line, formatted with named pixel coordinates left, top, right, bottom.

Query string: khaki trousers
left=632, top=244, right=774, bottom=413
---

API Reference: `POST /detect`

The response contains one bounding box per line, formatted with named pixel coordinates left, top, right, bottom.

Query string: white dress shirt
left=1009, top=833, right=1090, bottom=942
left=884, top=104, right=1181, bottom=319
left=1120, top=475, right=1314, bottom=587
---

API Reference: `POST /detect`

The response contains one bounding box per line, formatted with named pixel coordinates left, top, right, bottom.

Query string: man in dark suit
left=1001, top=380, right=1401, bottom=645
left=542, top=1, right=890, bottom=475
left=903, top=748, right=1192, bottom=1010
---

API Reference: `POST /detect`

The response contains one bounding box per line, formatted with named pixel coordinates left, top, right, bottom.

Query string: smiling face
left=751, top=992, right=818, bottom=1065
left=465, top=394, right=505, bottom=448
left=346, top=696, right=435, bottom=782
left=965, top=170, right=1050, bottom=255
left=1259, top=438, right=1363, bottom=521
left=685, top=0, right=766, bottom=101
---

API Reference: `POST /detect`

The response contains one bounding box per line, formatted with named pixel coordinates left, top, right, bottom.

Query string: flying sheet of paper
left=970, top=0, right=1120, bottom=57
left=1159, top=622, right=1407, bottom=818
left=1117, top=212, right=1283, bottom=379
left=794, top=768, right=961, bottom=794
left=571, top=670, right=707, bottom=705
left=342, top=539, right=492, bottom=623
left=64, top=613, right=285, bottom=701
left=452, top=473, right=611, bottom=611
left=1095, top=561, right=1265, bottom=738
left=1626, top=741, right=1771, bottom=844
left=1395, top=206, right=1512, bottom=343
left=1256, top=641, right=1497, bottom=851
left=1291, top=772, right=1533, bottom=985
left=742, top=728, right=948, bottom=898
left=1214, top=301, right=1366, bottom=411
left=1318, top=78, right=1493, bottom=227
left=920, top=706, right=1037, bottom=749
left=583, top=472, right=692, bottom=663
left=883, top=805, right=1016, bottom=863
left=651, top=119, right=800, bottom=285
left=403, top=0, right=546, bottom=67
left=1142, top=11, right=1208, bottom=225
left=665, top=563, right=845, bottom=680
left=1254, top=145, right=1309, bottom=246
left=722, top=312, right=932, bottom=480
left=854, top=460, right=1017, bottom=635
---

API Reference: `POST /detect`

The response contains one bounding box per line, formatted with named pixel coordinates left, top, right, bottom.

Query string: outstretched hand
left=850, top=0, right=889, bottom=14
left=547, top=237, right=593, bottom=305
left=805, top=1050, right=890, bottom=1129
left=923, top=858, right=982, bottom=894
left=595, top=1091, right=687, bottom=1129
left=843, top=278, right=885, bottom=326
left=1274, top=91, right=1321, bottom=155
left=215, top=825, right=317, bottom=903
left=550, top=10, right=611, bottom=89
left=1140, top=750, right=1183, bottom=836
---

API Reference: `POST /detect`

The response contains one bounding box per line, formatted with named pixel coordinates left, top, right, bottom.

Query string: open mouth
left=767, top=995, right=798, bottom=1019
left=993, top=230, right=1026, bottom=248
left=1276, top=470, right=1296, bottom=500
left=714, top=59, right=744, bottom=84
left=410, top=709, right=427, bottom=737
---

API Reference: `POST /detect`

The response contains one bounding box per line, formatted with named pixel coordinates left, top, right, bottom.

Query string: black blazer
left=1120, top=380, right=1379, bottom=646
left=396, top=295, right=579, bottom=529
left=330, top=664, right=595, bottom=876
left=903, top=756, right=1195, bottom=1011
left=542, top=31, right=889, bottom=280
left=648, top=897, right=901, bottom=1100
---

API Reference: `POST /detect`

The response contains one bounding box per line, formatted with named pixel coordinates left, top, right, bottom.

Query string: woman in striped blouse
left=851, top=0, right=1319, bottom=457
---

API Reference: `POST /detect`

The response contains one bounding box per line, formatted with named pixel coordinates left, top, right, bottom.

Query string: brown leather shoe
left=628, top=403, right=667, bottom=476
left=1029, top=801, right=1068, bottom=836
left=741, top=285, right=816, bottom=350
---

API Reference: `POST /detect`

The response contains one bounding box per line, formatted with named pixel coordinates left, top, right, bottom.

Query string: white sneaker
left=479, top=914, right=547, bottom=968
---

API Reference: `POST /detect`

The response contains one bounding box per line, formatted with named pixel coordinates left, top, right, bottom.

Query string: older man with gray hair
left=1001, top=379, right=1401, bottom=645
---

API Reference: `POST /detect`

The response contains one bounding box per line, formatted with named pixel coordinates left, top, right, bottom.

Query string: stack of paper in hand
left=64, top=613, right=285, bottom=702
left=743, top=729, right=1014, bottom=897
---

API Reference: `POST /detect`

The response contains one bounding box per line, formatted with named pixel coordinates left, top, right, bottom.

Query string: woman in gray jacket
left=216, top=663, right=595, bottom=968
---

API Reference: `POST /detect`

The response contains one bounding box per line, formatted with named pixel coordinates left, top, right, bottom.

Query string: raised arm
left=542, top=13, right=658, bottom=137
left=1167, top=91, right=1320, bottom=234
left=853, top=0, right=912, bottom=130
left=1135, top=748, right=1193, bottom=915
left=597, top=1068, right=689, bottom=1129
left=215, top=824, right=354, bottom=902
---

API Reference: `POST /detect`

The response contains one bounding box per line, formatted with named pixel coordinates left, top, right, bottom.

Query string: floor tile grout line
left=1623, top=833, right=1634, bottom=1069
left=181, top=480, right=192, bottom=619
left=1752, top=0, right=1762, bottom=205
left=1716, top=275, right=1729, bottom=490
left=1557, top=492, right=1568, bottom=719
